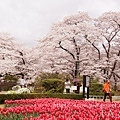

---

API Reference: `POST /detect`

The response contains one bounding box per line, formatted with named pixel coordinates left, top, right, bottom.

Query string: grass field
left=0, top=104, right=5, bottom=108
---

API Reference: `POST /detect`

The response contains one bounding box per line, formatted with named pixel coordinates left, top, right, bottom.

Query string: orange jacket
left=103, top=82, right=110, bottom=93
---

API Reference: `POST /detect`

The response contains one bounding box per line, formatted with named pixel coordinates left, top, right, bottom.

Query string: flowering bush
left=6, top=85, right=30, bottom=94
left=6, top=90, right=16, bottom=94
left=15, top=88, right=30, bottom=94
left=0, top=98, right=120, bottom=120
left=12, top=85, right=21, bottom=91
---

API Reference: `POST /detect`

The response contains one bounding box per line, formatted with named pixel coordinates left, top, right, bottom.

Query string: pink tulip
left=1, top=98, right=120, bottom=119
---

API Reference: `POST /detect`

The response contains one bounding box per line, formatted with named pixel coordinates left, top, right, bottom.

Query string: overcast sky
left=0, top=0, right=120, bottom=47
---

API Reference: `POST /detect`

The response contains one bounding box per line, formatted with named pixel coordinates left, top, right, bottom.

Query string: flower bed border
left=0, top=93, right=83, bottom=104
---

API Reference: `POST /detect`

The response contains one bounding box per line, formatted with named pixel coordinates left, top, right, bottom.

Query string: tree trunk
left=74, top=61, right=79, bottom=78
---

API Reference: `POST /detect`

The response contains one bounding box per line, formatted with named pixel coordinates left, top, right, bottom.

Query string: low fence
left=88, top=95, right=103, bottom=99
left=86, top=95, right=120, bottom=101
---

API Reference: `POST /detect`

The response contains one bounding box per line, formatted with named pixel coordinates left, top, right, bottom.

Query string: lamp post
left=83, top=75, right=90, bottom=99
left=83, top=75, right=86, bottom=98
left=86, top=76, right=90, bottom=99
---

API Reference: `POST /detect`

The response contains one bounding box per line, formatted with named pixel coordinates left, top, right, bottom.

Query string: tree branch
left=59, top=41, right=75, bottom=59
left=85, top=35, right=101, bottom=59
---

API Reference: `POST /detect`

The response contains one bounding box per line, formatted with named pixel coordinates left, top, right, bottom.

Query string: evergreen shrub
left=0, top=93, right=83, bottom=104
left=41, top=79, right=64, bottom=93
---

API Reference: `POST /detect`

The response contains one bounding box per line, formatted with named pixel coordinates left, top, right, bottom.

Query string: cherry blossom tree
left=0, top=32, right=22, bottom=76
left=0, top=32, right=39, bottom=83
left=37, top=12, right=120, bottom=88
left=17, top=47, right=40, bottom=83
left=84, top=12, right=120, bottom=89
left=98, top=12, right=120, bottom=89
left=37, top=12, right=96, bottom=79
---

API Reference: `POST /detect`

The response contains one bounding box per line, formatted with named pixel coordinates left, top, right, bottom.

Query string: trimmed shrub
left=0, top=93, right=83, bottom=104
left=89, top=83, right=103, bottom=95
left=34, top=73, right=71, bottom=93
left=41, top=79, right=64, bottom=93
left=89, top=83, right=114, bottom=96
left=38, top=72, right=67, bottom=80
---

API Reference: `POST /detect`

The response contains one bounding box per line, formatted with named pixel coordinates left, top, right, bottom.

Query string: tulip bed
left=0, top=98, right=120, bottom=120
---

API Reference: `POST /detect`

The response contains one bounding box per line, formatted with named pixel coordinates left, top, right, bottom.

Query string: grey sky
left=0, top=0, right=119, bottom=47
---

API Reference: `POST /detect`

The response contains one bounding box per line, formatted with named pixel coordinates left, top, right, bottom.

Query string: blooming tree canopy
left=84, top=12, right=120, bottom=85
left=0, top=11, right=120, bottom=87
left=37, top=12, right=120, bottom=86
left=0, top=32, right=39, bottom=83
left=37, top=12, right=96, bottom=79
left=0, top=32, right=23, bottom=75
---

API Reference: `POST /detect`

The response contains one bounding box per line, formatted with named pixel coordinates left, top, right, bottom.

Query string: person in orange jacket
left=103, top=79, right=112, bottom=102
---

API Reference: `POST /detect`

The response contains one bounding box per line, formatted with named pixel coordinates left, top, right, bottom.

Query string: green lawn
left=0, top=104, right=5, bottom=108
